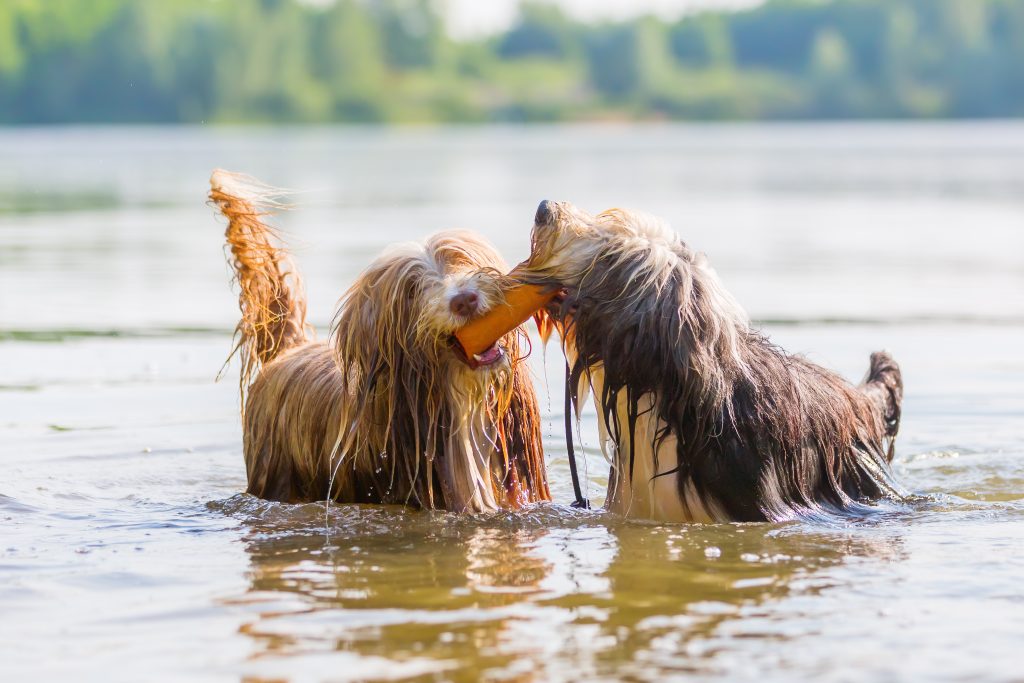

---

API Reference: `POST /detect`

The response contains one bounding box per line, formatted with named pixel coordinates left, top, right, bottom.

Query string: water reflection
left=223, top=496, right=910, bottom=681
left=577, top=519, right=908, bottom=680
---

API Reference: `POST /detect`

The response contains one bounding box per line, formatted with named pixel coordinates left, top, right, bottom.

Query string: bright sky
left=443, top=0, right=763, bottom=37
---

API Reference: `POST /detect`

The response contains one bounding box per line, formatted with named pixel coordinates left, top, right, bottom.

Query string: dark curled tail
left=209, top=169, right=310, bottom=401
left=862, top=351, right=903, bottom=460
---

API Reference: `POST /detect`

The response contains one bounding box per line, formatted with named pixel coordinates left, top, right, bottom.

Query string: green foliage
left=670, top=14, right=733, bottom=68
left=0, top=0, right=1022, bottom=123
left=497, top=3, right=576, bottom=60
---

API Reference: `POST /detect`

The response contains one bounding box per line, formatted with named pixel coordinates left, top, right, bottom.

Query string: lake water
left=2, top=123, right=1023, bottom=682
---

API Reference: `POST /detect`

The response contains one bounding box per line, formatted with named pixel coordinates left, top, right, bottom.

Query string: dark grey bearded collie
left=519, top=200, right=907, bottom=522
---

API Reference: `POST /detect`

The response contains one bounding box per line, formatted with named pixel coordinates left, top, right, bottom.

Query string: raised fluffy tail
left=861, top=350, right=903, bottom=459
left=209, top=169, right=310, bottom=398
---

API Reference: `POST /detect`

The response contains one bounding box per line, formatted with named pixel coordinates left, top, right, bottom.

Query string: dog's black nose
left=535, top=200, right=554, bottom=225
left=450, top=291, right=480, bottom=317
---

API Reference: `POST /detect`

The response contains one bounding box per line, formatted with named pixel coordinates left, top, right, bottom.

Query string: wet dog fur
left=209, top=171, right=549, bottom=512
left=520, top=200, right=905, bottom=522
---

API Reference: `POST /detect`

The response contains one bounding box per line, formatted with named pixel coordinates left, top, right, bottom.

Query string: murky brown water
left=2, top=124, right=1024, bottom=682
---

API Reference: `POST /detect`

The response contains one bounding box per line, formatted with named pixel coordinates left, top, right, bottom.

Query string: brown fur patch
left=210, top=171, right=549, bottom=511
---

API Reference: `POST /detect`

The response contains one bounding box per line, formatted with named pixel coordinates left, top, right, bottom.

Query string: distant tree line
left=1, top=0, right=1022, bottom=124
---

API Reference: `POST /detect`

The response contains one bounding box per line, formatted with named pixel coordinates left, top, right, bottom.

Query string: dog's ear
left=495, top=345, right=551, bottom=505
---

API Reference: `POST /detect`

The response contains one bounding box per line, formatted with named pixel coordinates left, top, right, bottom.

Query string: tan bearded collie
left=518, top=200, right=906, bottom=522
left=209, top=171, right=549, bottom=511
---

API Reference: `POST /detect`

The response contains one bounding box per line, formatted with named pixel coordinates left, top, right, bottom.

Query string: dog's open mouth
left=450, top=335, right=506, bottom=369
left=471, top=343, right=505, bottom=367
left=544, top=287, right=576, bottom=320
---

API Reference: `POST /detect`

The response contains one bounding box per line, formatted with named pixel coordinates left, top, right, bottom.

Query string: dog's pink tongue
left=474, top=345, right=503, bottom=366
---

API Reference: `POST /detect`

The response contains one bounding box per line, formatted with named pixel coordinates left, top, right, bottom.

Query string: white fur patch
left=584, top=365, right=727, bottom=523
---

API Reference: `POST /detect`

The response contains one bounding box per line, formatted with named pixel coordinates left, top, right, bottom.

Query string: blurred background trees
left=0, top=0, right=1022, bottom=124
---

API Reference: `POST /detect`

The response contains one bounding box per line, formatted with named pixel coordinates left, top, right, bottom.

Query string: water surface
left=2, top=123, right=1023, bottom=682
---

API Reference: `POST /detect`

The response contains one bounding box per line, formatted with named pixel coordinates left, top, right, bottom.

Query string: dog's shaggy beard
left=522, top=201, right=906, bottom=522
left=212, top=171, right=548, bottom=513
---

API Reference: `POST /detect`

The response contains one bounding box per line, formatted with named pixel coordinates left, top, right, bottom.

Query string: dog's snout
left=535, top=200, right=554, bottom=226
left=450, top=291, right=480, bottom=317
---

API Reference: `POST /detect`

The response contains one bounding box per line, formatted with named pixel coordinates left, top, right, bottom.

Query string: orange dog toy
left=454, top=283, right=556, bottom=360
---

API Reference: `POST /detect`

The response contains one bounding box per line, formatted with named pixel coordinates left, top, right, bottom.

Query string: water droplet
left=704, top=546, right=721, bottom=559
